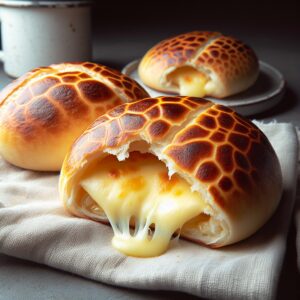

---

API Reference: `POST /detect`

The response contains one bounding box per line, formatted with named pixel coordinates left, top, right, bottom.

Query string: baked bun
left=59, top=96, right=282, bottom=257
left=0, top=62, right=149, bottom=171
left=139, top=31, right=259, bottom=98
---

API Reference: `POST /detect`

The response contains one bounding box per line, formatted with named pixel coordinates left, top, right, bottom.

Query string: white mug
left=0, top=1, right=92, bottom=78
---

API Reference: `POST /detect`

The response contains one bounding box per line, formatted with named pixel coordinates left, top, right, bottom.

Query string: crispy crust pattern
left=61, top=96, right=282, bottom=243
left=139, top=31, right=259, bottom=98
left=0, top=62, right=149, bottom=170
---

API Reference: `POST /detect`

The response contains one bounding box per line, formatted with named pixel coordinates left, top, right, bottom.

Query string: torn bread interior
left=138, top=31, right=259, bottom=98
left=60, top=96, right=282, bottom=257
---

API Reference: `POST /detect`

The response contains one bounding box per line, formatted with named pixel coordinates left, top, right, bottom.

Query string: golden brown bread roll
left=138, top=31, right=259, bottom=98
left=59, top=96, right=282, bottom=257
left=0, top=62, right=149, bottom=171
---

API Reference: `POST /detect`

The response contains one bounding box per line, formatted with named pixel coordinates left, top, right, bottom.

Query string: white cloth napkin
left=0, top=122, right=298, bottom=300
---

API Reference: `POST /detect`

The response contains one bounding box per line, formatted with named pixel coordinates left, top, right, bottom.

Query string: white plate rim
left=122, top=59, right=285, bottom=109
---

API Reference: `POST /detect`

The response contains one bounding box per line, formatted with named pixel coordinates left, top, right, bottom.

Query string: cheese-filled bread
left=0, top=62, right=149, bottom=171
left=139, top=31, right=259, bottom=98
left=59, top=96, right=282, bottom=257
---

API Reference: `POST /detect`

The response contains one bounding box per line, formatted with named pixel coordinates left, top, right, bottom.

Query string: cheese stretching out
left=167, top=67, right=210, bottom=97
left=80, top=152, right=209, bottom=257
left=60, top=97, right=283, bottom=257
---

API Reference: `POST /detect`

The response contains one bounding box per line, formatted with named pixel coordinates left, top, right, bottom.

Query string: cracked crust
left=0, top=62, right=149, bottom=171
left=60, top=96, right=282, bottom=248
left=138, top=31, right=259, bottom=98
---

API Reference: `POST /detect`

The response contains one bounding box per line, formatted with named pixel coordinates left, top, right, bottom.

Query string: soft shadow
left=222, top=185, right=296, bottom=254
left=276, top=170, right=300, bottom=299
left=248, top=86, right=298, bottom=119
left=227, top=71, right=275, bottom=100
left=276, top=219, right=300, bottom=300
left=91, top=59, right=124, bottom=71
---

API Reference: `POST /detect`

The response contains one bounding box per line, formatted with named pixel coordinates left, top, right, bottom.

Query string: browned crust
left=139, top=31, right=259, bottom=97
left=0, top=62, right=150, bottom=170
left=62, top=96, right=281, bottom=221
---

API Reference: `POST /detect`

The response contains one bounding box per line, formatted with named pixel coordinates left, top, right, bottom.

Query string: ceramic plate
left=122, top=60, right=285, bottom=116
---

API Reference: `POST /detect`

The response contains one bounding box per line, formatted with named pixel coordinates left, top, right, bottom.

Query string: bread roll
left=139, top=31, right=259, bottom=98
left=0, top=62, right=149, bottom=171
left=59, top=96, right=282, bottom=257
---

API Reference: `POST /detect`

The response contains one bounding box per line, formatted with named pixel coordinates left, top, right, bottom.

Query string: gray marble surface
left=0, top=20, right=300, bottom=299
left=0, top=254, right=200, bottom=300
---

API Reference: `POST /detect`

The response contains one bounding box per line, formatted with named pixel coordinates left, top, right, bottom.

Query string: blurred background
left=92, top=0, right=299, bottom=69
left=91, top=0, right=300, bottom=124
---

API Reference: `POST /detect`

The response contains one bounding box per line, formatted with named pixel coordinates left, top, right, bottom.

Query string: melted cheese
left=80, top=152, right=209, bottom=257
left=169, top=67, right=209, bottom=97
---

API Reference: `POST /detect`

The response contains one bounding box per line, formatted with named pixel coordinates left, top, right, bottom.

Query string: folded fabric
left=0, top=122, right=298, bottom=300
